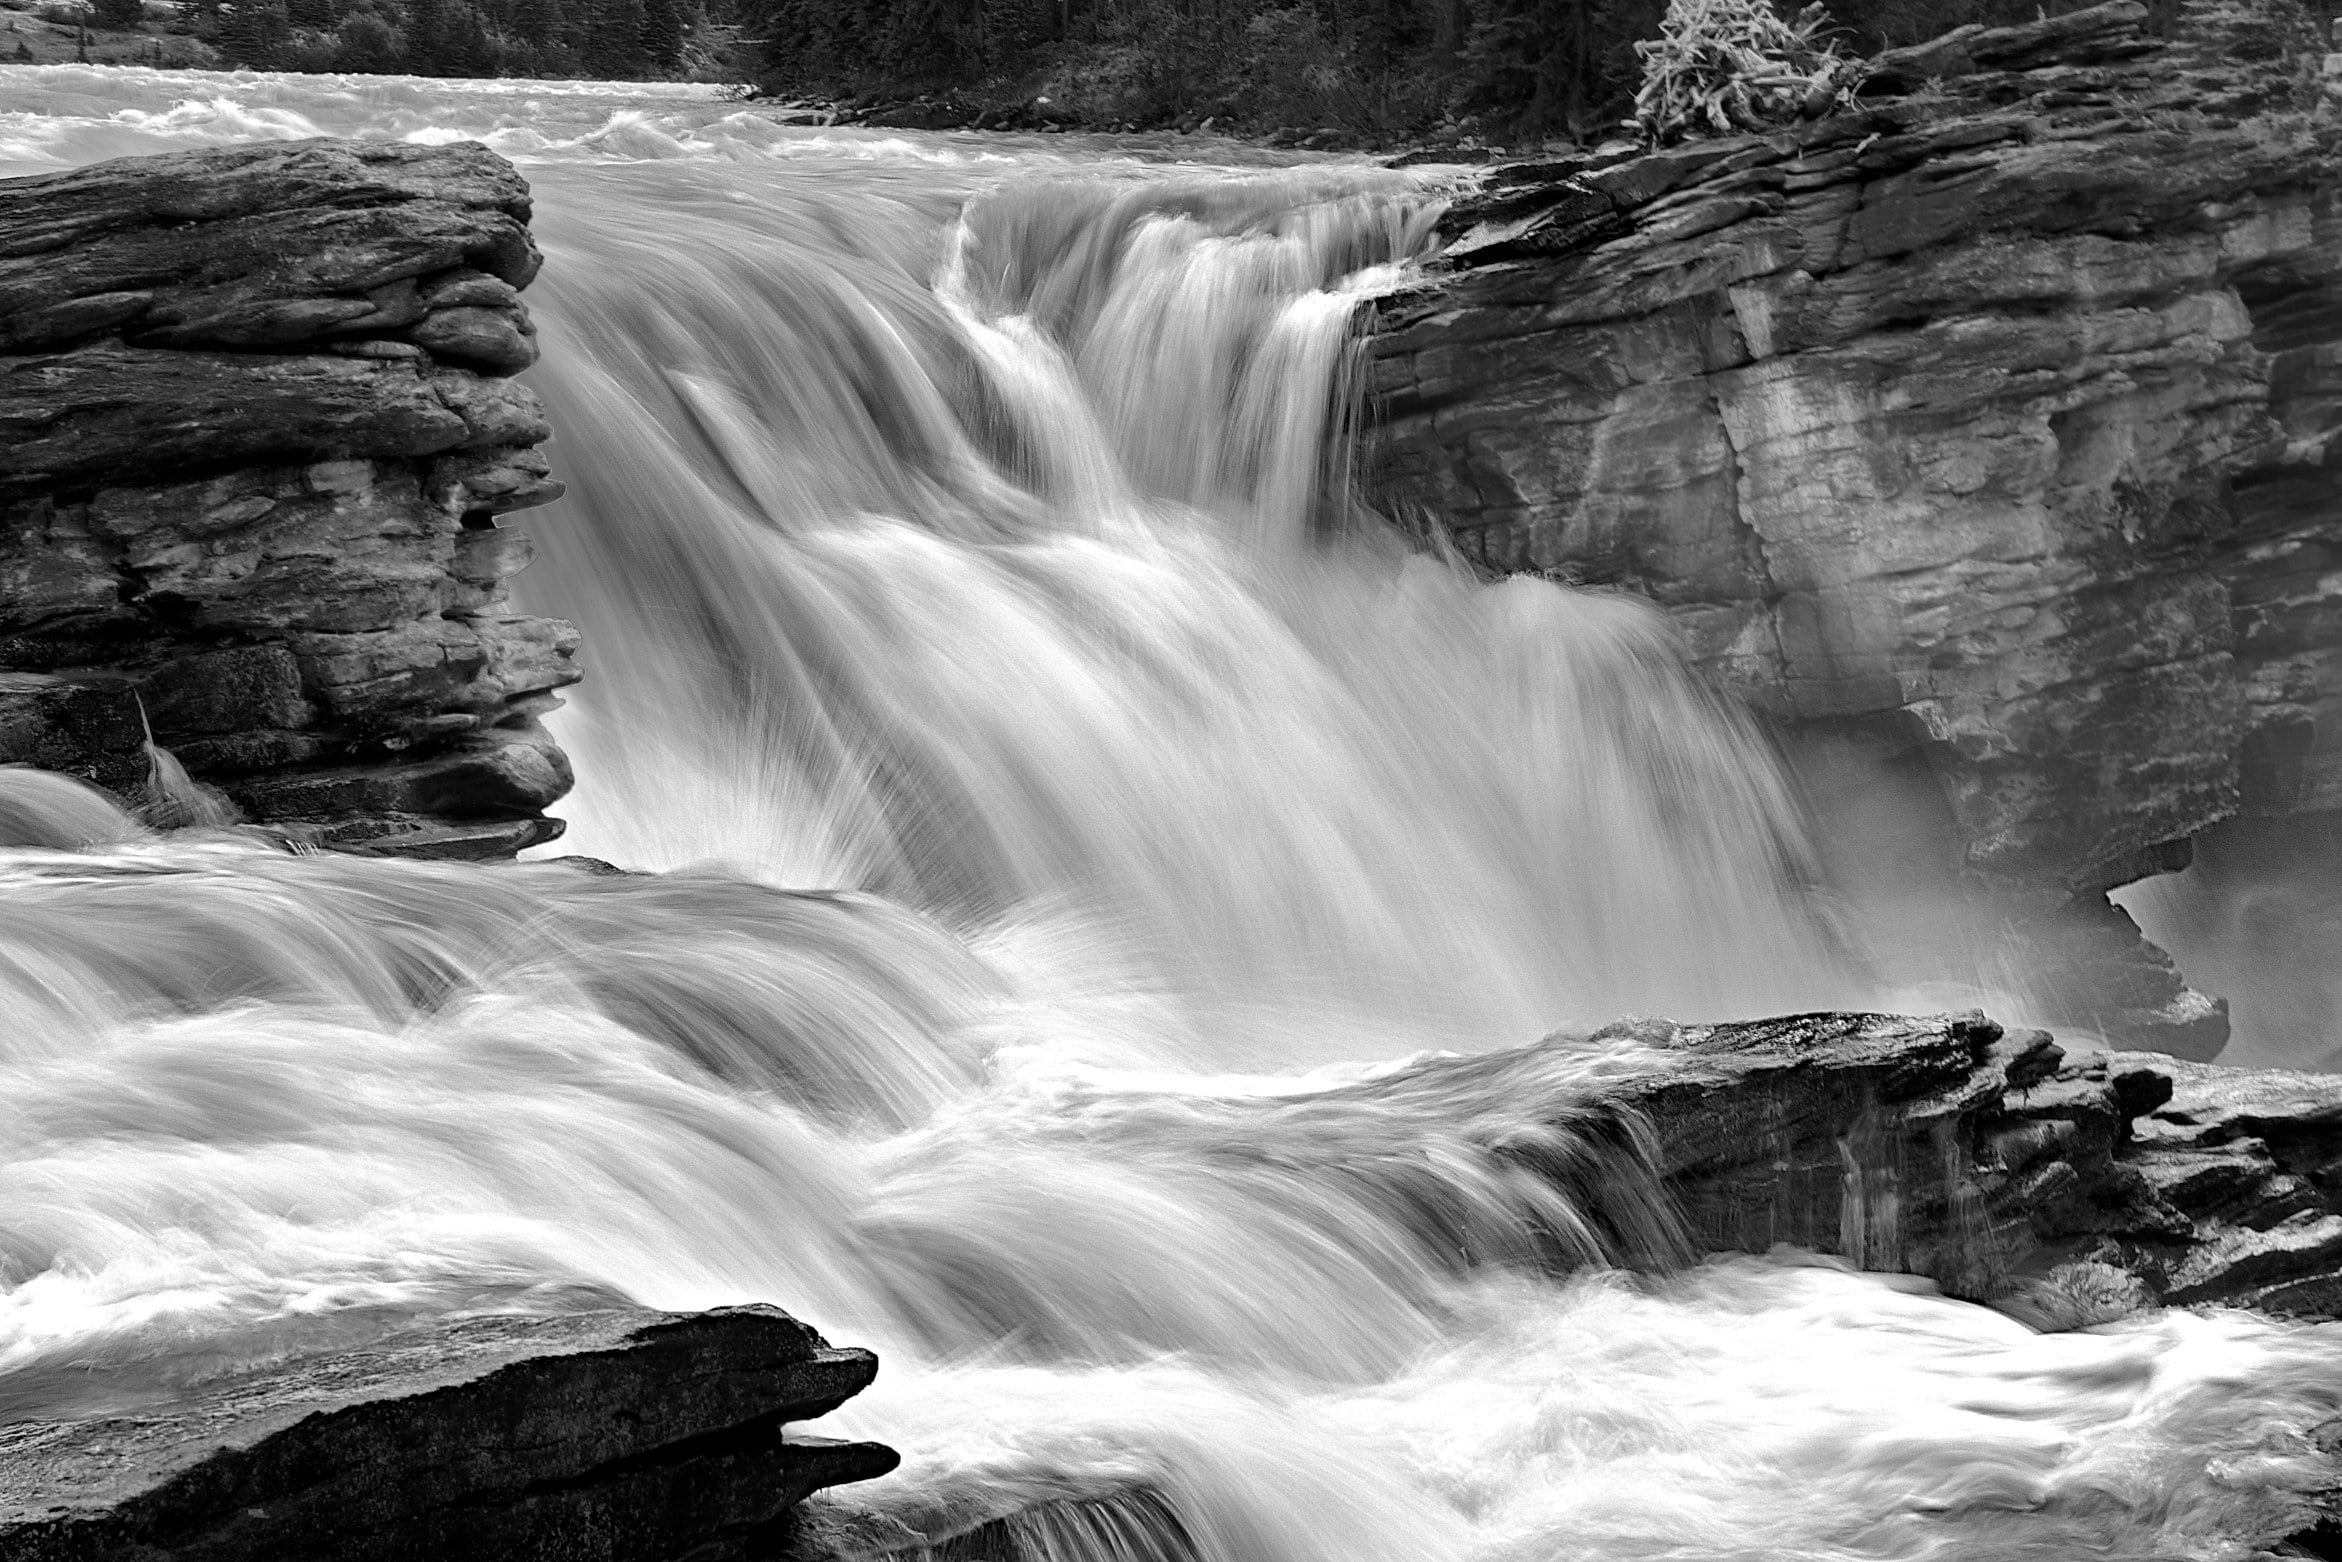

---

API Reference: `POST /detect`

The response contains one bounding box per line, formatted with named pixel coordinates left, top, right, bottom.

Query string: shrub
left=1629, top=0, right=1865, bottom=142
left=331, top=7, right=401, bottom=63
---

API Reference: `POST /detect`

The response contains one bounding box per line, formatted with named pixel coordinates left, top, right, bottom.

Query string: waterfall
left=3, top=63, right=2341, bottom=1562
left=513, top=153, right=1862, bottom=1051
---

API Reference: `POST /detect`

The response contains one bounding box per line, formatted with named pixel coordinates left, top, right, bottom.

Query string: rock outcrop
left=1600, top=1009, right=2342, bottom=1314
left=0, top=140, right=576, bottom=859
left=0, top=1306, right=897, bottom=1562
left=1366, top=0, right=2342, bottom=1053
left=1431, top=1008, right=2342, bottom=1314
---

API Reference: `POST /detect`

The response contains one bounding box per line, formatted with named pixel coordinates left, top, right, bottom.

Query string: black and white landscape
left=3, top=6, right=2342, bottom=1557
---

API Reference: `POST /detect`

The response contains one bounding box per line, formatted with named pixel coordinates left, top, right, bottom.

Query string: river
left=2, top=62, right=2339, bottom=1561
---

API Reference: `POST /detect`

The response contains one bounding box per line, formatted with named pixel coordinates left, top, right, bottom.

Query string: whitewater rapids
left=2, top=64, right=2340, bottom=1561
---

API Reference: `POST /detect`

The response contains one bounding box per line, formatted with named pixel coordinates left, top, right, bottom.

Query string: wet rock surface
left=1586, top=1009, right=2342, bottom=1314
left=0, top=1306, right=898, bottom=1562
left=0, top=139, right=575, bottom=857
left=774, top=1008, right=2342, bottom=1562
left=1366, top=0, right=2342, bottom=1051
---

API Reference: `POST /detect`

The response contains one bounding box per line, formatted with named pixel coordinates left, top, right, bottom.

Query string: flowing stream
left=4, top=65, right=2342, bottom=1561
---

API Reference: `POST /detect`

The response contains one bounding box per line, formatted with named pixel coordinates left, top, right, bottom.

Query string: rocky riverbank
left=4, top=1003, right=2336, bottom=1562
left=1365, top=0, right=2342, bottom=1055
left=0, top=139, right=577, bottom=858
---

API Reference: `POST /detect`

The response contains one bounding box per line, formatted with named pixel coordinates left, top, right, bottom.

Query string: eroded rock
left=0, top=139, right=574, bottom=855
left=1600, top=1011, right=2342, bottom=1314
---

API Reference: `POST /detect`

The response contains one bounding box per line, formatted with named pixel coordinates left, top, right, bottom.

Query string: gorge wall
left=0, top=140, right=576, bottom=858
left=1366, top=0, right=2342, bottom=1055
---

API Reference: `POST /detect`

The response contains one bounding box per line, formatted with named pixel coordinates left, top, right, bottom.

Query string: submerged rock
left=0, top=1306, right=897, bottom=1562
left=1365, top=0, right=2342, bottom=1051
left=0, top=140, right=576, bottom=857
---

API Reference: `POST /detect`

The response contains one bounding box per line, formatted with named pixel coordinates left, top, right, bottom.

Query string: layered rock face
left=1366, top=0, right=2342, bottom=1052
left=0, top=140, right=577, bottom=858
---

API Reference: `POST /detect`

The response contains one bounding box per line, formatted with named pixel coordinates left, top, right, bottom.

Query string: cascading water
left=515, top=151, right=1865, bottom=1051
left=4, top=65, right=2342, bottom=1562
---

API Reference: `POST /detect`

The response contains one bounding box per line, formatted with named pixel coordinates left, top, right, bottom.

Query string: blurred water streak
left=0, top=65, right=2337, bottom=1562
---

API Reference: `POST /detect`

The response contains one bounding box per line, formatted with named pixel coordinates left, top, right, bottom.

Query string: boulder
left=0, top=1306, right=897, bottom=1562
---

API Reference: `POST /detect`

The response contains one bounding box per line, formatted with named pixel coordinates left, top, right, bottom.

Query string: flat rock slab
left=0, top=140, right=534, bottom=269
left=0, top=1306, right=898, bottom=1562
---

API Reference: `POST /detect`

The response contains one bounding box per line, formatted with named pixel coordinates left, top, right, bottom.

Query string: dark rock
left=0, top=140, right=578, bottom=856
left=228, top=718, right=572, bottom=822
left=0, top=140, right=534, bottom=264
left=1598, top=1010, right=2022, bottom=1285
left=0, top=145, right=539, bottom=364
left=861, top=100, right=971, bottom=131
left=334, top=812, right=567, bottom=859
left=0, top=671, right=144, bottom=796
left=1386, top=145, right=1498, bottom=167
left=0, top=1305, right=898, bottom=1562
left=1341, top=1010, right=2342, bottom=1312
left=139, top=645, right=309, bottom=737
left=0, top=347, right=471, bottom=492
left=427, top=444, right=564, bottom=520
left=405, top=303, right=538, bottom=374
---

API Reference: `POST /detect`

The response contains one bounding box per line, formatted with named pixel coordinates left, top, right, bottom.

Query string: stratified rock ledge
left=0, top=139, right=580, bottom=857
left=0, top=1306, right=898, bottom=1562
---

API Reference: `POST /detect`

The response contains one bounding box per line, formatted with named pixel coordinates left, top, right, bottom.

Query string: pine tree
left=433, top=0, right=495, bottom=68
left=640, top=0, right=681, bottom=68
left=405, top=0, right=448, bottom=66
left=581, top=0, right=645, bottom=73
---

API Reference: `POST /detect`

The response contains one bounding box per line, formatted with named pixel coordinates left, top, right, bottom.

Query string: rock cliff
left=1366, top=0, right=2342, bottom=1054
left=0, top=139, right=576, bottom=859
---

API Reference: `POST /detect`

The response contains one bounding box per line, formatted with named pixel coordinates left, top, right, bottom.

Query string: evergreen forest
left=66, top=0, right=2179, bottom=143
